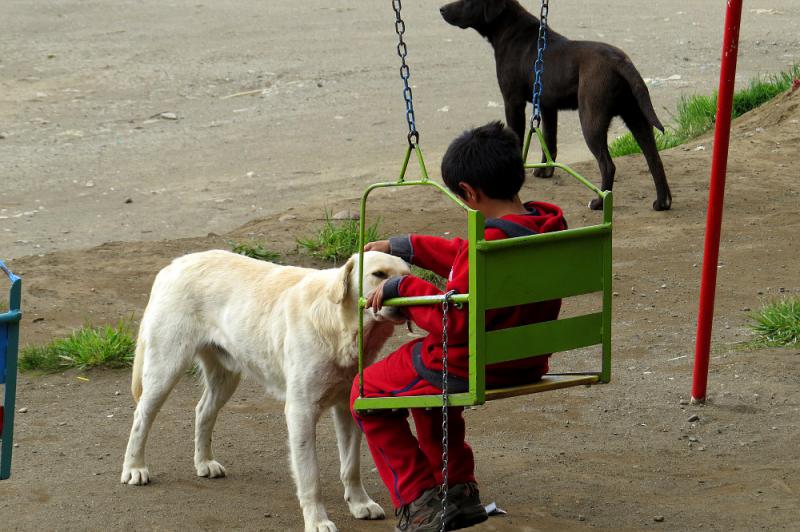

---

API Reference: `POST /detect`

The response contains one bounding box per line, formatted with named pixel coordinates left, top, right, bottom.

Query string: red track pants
left=350, top=341, right=476, bottom=508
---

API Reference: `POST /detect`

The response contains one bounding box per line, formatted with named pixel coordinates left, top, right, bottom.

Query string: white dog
left=121, top=250, right=410, bottom=532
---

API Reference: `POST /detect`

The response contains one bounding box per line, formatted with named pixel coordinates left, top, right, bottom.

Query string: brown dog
left=440, top=0, right=672, bottom=211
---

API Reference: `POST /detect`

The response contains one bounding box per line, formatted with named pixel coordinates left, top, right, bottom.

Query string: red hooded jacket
left=382, top=201, right=567, bottom=389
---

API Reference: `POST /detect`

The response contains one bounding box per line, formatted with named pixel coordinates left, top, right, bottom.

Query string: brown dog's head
left=440, top=0, right=508, bottom=30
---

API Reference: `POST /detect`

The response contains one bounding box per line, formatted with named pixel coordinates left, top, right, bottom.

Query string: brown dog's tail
left=131, top=336, right=145, bottom=403
left=617, top=60, right=665, bottom=132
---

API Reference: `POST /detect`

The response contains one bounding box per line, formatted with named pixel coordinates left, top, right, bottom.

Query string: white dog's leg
left=121, top=346, right=190, bottom=485
left=331, top=403, right=385, bottom=520
left=285, top=396, right=336, bottom=532
left=194, top=353, right=241, bottom=479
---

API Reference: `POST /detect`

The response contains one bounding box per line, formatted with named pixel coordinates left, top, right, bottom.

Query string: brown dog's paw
left=589, top=197, right=604, bottom=211
left=653, top=197, right=672, bottom=211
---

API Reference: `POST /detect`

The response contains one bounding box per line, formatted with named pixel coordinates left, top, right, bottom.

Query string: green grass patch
left=750, top=298, right=800, bottom=347
left=298, top=213, right=383, bottom=263
left=19, top=321, right=136, bottom=372
left=411, top=265, right=447, bottom=290
left=609, top=65, right=800, bottom=157
left=230, top=241, right=281, bottom=262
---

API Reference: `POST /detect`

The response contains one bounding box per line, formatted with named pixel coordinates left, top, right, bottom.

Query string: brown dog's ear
left=484, top=0, right=506, bottom=22
left=329, top=256, right=356, bottom=304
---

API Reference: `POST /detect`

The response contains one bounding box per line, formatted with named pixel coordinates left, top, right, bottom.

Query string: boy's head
left=441, top=121, right=524, bottom=203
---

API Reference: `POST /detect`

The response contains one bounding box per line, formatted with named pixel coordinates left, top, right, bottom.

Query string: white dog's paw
left=195, top=459, right=226, bottom=478
left=348, top=499, right=385, bottom=520
left=120, top=466, right=150, bottom=485
left=311, top=520, right=338, bottom=532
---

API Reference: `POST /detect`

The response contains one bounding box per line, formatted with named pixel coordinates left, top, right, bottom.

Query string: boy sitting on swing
left=350, top=121, right=567, bottom=531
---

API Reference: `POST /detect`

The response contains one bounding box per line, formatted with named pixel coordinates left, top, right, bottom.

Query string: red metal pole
left=692, top=0, right=744, bottom=403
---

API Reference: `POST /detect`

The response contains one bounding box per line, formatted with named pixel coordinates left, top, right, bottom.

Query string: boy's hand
left=364, top=240, right=390, bottom=253
left=366, top=279, right=389, bottom=312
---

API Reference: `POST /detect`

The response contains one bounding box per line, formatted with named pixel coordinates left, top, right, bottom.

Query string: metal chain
left=530, top=0, right=550, bottom=130
left=440, top=289, right=457, bottom=532
left=392, top=0, right=419, bottom=146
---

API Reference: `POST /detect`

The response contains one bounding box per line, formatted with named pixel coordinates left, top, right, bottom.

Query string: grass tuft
left=750, top=298, right=800, bottom=347
left=19, top=321, right=136, bottom=372
left=230, top=241, right=281, bottom=262
left=298, top=213, right=383, bottom=263
left=411, top=265, right=447, bottom=290
left=609, top=65, right=800, bottom=157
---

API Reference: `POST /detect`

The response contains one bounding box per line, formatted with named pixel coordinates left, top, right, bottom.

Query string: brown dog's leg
left=622, top=110, right=672, bottom=211
left=578, top=106, right=615, bottom=210
left=533, top=107, right=558, bottom=178
left=503, top=94, right=528, bottom=149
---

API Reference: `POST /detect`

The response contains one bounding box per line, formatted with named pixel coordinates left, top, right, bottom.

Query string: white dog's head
left=329, top=251, right=411, bottom=323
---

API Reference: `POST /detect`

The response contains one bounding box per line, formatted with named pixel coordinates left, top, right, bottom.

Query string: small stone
left=687, top=414, right=700, bottom=422
left=654, top=516, right=665, bottom=522
left=741, top=307, right=751, bottom=312
left=58, top=421, right=67, bottom=426
left=332, top=209, right=359, bottom=221
left=245, top=171, right=256, bottom=178
left=159, top=112, right=178, bottom=120
left=115, top=391, right=121, bottom=396
left=688, top=436, right=698, bottom=442
left=18, top=407, right=28, bottom=413
left=85, top=181, right=95, bottom=188
left=660, top=283, right=667, bottom=289
left=0, top=132, right=7, bottom=139
left=578, top=515, right=585, bottom=521
left=612, top=292, right=619, bottom=297
left=279, top=214, right=297, bottom=222
left=679, top=399, right=689, bottom=405
left=124, top=198, right=133, bottom=204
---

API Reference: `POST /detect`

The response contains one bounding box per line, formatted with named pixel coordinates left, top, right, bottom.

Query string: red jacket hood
left=485, top=201, right=567, bottom=239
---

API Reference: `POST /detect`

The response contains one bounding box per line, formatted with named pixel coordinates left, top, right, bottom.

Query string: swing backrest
left=466, top=198, right=613, bottom=404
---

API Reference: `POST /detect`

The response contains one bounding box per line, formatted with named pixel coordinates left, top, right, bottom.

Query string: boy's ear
left=459, top=182, right=479, bottom=202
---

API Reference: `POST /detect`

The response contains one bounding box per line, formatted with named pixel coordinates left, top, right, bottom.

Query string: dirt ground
left=2, top=1, right=800, bottom=531
left=2, top=0, right=799, bottom=260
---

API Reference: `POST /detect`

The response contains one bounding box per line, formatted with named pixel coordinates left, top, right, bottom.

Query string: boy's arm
left=389, top=234, right=464, bottom=278
left=379, top=274, right=469, bottom=342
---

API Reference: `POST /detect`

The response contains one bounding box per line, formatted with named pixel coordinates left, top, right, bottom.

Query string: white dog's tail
left=131, top=337, right=145, bottom=403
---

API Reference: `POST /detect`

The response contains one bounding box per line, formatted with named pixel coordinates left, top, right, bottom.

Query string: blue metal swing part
left=0, top=260, right=22, bottom=480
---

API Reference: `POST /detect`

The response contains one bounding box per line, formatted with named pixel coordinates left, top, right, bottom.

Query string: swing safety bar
left=0, top=260, right=22, bottom=480
left=354, top=135, right=613, bottom=412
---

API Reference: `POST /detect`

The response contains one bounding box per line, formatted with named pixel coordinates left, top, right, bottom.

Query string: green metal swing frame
left=1, top=261, right=22, bottom=480
left=354, top=127, right=612, bottom=411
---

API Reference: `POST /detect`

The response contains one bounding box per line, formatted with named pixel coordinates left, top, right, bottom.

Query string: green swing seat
left=0, top=261, right=22, bottom=480
left=354, top=129, right=612, bottom=412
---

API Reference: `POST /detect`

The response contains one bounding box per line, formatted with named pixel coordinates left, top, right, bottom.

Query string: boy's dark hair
left=441, top=121, right=524, bottom=200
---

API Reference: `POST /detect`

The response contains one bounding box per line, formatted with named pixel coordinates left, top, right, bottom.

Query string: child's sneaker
left=395, top=487, right=444, bottom=532
left=444, top=482, right=489, bottom=530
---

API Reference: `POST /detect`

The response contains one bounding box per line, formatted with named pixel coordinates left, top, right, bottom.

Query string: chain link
left=530, top=0, right=550, bottom=130
left=440, top=290, right=457, bottom=532
left=392, top=0, right=419, bottom=146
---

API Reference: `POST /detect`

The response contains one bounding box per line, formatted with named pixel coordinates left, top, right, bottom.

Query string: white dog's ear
left=330, top=256, right=356, bottom=304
